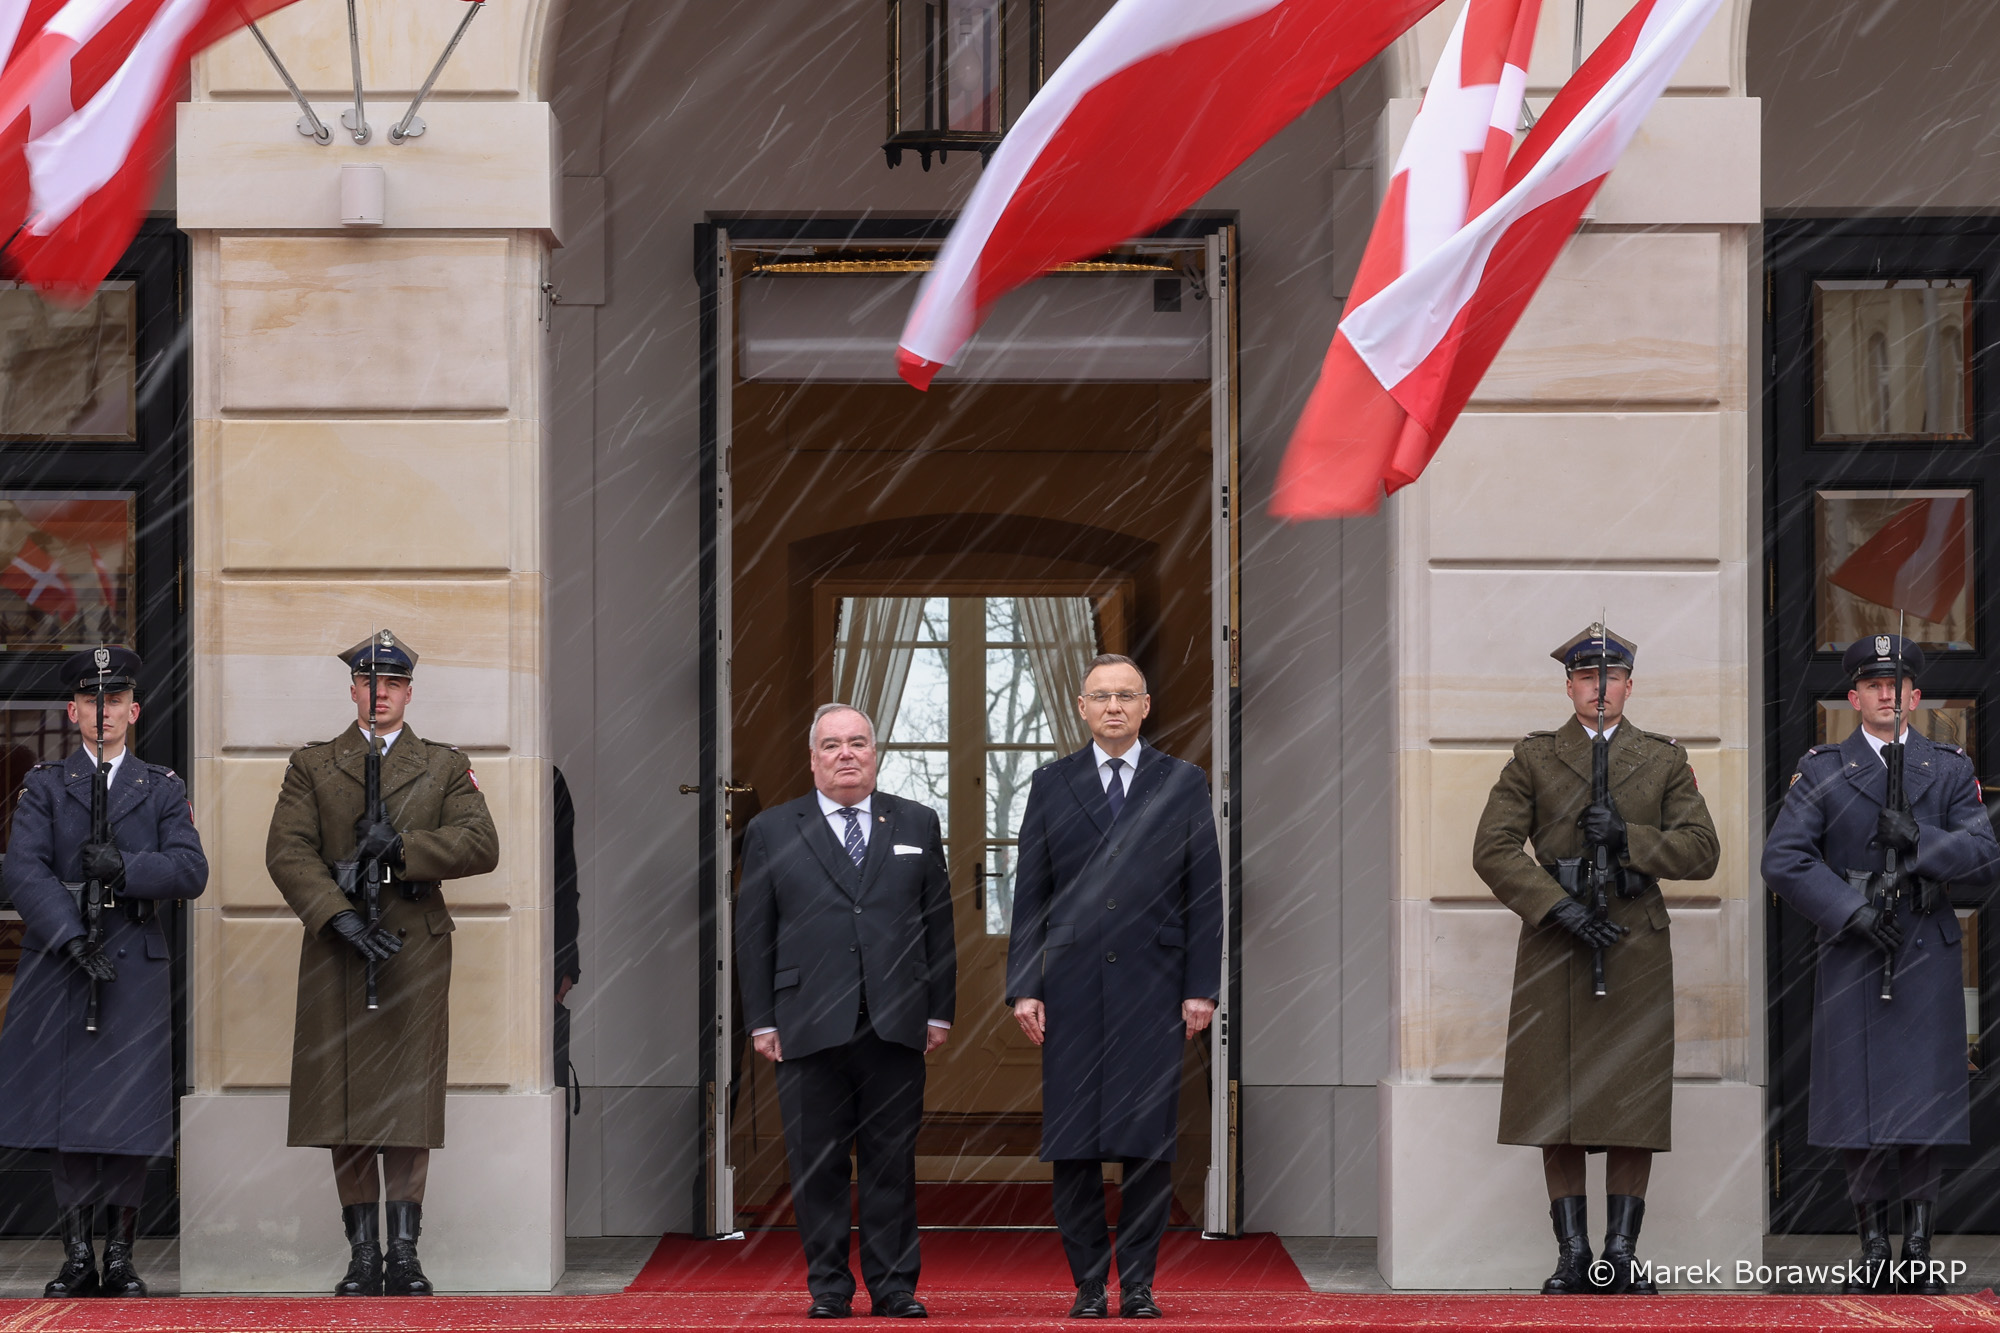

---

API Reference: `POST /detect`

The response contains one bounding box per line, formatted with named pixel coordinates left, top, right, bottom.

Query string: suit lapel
left=795, top=800, right=861, bottom=898
left=380, top=728, right=430, bottom=797
left=855, top=794, right=897, bottom=898
left=1552, top=718, right=1595, bottom=785
left=1839, top=727, right=1888, bottom=805
left=1063, top=746, right=1113, bottom=835
left=62, top=747, right=98, bottom=815
left=107, top=754, right=149, bottom=824
left=1901, top=728, right=1941, bottom=807
left=1115, top=743, right=1170, bottom=822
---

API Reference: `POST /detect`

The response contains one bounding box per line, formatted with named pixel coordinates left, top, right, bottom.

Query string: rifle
left=1586, top=622, right=1612, bottom=999
left=81, top=658, right=110, bottom=1034
left=358, top=644, right=387, bottom=1011
left=1877, top=614, right=1909, bottom=1003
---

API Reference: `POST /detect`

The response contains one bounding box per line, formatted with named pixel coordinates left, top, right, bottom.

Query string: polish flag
left=1829, top=496, right=1969, bottom=625
left=2, top=535, right=77, bottom=620
left=0, top=0, right=302, bottom=299
left=895, top=0, right=1450, bottom=389
left=87, top=540, right=116, bottom=607
left=1272, top=0, right=1727, bottom=518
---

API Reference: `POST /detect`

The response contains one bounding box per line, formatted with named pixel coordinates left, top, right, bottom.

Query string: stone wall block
left=196, top=0, right=534, bottom=98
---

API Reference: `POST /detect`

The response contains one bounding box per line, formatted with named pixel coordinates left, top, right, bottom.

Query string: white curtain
left=832, top=597, right=926, bottom=743
left=1017, top=596, right=1099, bottom=755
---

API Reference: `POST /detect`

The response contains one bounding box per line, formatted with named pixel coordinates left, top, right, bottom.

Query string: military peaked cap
left=339, top=629, right=417, bottom=679
left=61, top=644, right=141, bottom=693
left=1842, top=633, right=1923, bottom=684
left=1551, top=623, right=1637, bottom=673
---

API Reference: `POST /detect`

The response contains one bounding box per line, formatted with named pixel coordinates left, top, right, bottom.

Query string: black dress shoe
left=1842, top=1202, right=1893, bottom=1295
left=1119, top=1287, right=1162, bottom=1319
left=335, top=1203, right=384, bottom=1297
left=1901, top=1200, right=1950, bottom=1295
left=99, top=1206, right=147, bottom=1297
left=1069, top=1280, right=1108, bottom=1318
left=382, top=1201, right=433, bottom=1296
left=871, top=1291, right=927, bottom=1317
left=44, top=1207, right=98, bottom=1298
left=808, top=1294, right=854, bottom=1318
left=1541, top=1196, right=1594, bottom=1295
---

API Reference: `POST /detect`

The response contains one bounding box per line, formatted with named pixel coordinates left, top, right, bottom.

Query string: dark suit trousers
left=775, top=1028, right=926, bottom=1301
left=1052, top=1157, right=1172, bottom=1290
left=51, top=1151, right=147, bottom=1208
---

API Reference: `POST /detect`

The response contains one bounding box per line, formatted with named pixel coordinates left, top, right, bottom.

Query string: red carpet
left=628, top=1230, right=1304, bottom=1293
left=741, top=1182, right=1191, bottom=1229
left=2, top=1291, right=2000, bottom=1331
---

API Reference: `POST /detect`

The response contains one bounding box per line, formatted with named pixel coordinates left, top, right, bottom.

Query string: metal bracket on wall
left=244, top=19, right=331, bottom=144
left=389, top=0, right=486, bottom=144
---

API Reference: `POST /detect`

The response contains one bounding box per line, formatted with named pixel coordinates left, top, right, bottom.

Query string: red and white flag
left=895, top=0, right=1449, bottom=389
left=2, top=535, right=77, bottom=620
left=0, top=0, right=301, bottom=299
left=1272, top=0, right=1725, bottom=518
left=1830, top=496, right=1969, bottom=625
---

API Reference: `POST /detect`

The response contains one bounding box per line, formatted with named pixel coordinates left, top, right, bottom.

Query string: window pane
left=1816, top=696, right=1976, bottom=764
left=1814, top=489, right=1974, bottom=652
left=987, top=644, right=1055, bottom=745
left=985, top=843, right=1013, bottom=935
left=892, top=646, right=951, bottom=744
left=877, top=747, right=949, bottom=836
left=0, top=492, right=135, bottom=650
left=0, top=702, right=73, bottom=862
left=1815, top=278, right=1972, bottom=441
left=0, top=283, right=136, bottom=442
left=988, top=747, right=1056, bottom=845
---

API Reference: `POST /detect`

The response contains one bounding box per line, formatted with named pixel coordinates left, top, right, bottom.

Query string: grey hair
left=810, top=702, right=877, bottom=748
left=1082, top=653, right=1147, bottom=693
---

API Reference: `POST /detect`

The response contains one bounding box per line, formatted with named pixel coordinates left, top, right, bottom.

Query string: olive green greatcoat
left=1473, top=717, right=1719, bottom=1152
left=267, top=723, right=499, bottom=1148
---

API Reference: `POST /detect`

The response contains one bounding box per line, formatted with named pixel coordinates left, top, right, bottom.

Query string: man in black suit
left=1007, top=655, right=1223, bottom=1320
left=736, top=703, right=956, bottom=1319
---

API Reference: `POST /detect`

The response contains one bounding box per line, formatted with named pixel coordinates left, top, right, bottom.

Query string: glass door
left=1766, top=219, right=2000, bottom=1231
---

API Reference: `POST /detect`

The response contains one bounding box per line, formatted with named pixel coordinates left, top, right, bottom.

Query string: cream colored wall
left=1375, top=0, right=1766, bottom=1289
left=178, top=0, right=562, bottom=1292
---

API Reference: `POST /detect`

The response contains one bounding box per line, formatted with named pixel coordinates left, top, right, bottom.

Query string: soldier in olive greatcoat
left=267, top=631, right=498, bottom=1297
left=0, top=647, right=206, bottom=1299
left=1473, top=625, right=1719, bottom=1295
left=1762, top=635, right=1999, bottom=1295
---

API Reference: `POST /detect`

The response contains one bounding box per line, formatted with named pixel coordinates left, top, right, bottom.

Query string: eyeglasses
left=1081, top=691, right=1145, bottom=704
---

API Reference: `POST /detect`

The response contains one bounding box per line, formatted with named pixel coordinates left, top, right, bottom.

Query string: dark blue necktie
left=1104, top=757, right=1126, bottom=820
left=839, top=807, right=866, bottom=866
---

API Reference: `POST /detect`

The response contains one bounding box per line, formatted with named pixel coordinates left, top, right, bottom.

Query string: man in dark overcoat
left=267, top=630, right=498, bottom=1297
left=0, top=646, right=207, bottom=1298
left=1473, top=625, right=1718, bottom=1295
left=1007, top=653, right=1223, bottom=1320
left=1763, top=634, right=1998, bottom=1294
left=736, top=703, right=955, bottom=1319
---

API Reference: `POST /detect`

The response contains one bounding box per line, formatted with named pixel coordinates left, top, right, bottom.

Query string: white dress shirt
left=364, top=727, right=403, bottom=754
left=1092, top=738, right=1143, bottom=794
left=752, top=790, right=947, bottom=1036
left=81, top=747, right=128, bottom=786
left=1580, top=722, right=1619, bottom=742
left=1860, top=726, right=1909, bottom=765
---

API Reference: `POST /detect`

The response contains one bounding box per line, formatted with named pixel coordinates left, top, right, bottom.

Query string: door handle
left=974, top=868, right=986, bottom=914
left=678, top=782, right=759, bottom=796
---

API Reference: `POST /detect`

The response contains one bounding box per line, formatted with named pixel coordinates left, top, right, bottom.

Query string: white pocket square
left=893, top=844, right=924, bottom=856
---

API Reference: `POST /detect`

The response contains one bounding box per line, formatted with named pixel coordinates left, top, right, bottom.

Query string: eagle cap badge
left=93, top=647, right=109, bottom=671
left=1875, top=634, right=1892, bottom=656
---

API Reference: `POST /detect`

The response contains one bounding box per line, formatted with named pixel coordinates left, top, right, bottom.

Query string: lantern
left=884, top=0, right=1044, bottom=169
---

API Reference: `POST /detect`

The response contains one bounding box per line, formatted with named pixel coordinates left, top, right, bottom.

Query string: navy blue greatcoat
left=1762, top=726, right=2000, bottom=1148
left=0, top=749, right=208, bottom=1156
left=1005, top=743, right=1223, bottom=1162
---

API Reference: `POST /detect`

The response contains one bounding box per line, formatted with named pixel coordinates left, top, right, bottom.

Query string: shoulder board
left=422, top=739, right=461, bottom=752
left=1525, top=730, right=1557, bottom=738
left=145, top=761, right=181, bottom=780
left=29, top=760, right=60, bottom=770
left=1639, top=730, right=1680, bottom=747
left=301, top=738, right=335, bottom=750
left=1933, top=741, right=1969, bottom=757
left=1805, top=743, right=1841, bottom=757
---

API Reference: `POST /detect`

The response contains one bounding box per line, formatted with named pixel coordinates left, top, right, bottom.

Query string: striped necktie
left=839, top=806, right=866, bottom=866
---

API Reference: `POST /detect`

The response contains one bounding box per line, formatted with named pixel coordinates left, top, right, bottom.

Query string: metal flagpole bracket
left=243, top=17, right=331, bottom=144
left=389, top=0, right=486, bottom=145
left=342, top=0, right=370, bottom=144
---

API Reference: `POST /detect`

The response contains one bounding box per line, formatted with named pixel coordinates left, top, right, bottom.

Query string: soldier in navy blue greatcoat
left=1763, top=635, right=1999, bottom=1294
left=0, top=647, right=207, bottom=1298
left=1006, top=654, right=1223, bottom=1320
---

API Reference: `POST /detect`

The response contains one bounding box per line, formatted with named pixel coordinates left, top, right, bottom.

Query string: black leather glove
left=1844, top=902, right=1903, bottom=958
left=327, top=909, right=403, bottom=963
left=353, top=819, right=404, bottom=870
left=1544, top=897, right=1629, bottom=949
left=80, top=840, right=124, bottom=889
left=1874, top=807, right=1920, bottom=857
left=1578, top=801, right=1628, bottom=856
left=62, top=937, right=116, bottom=983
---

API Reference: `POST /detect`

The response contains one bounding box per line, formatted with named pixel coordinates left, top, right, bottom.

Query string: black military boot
left=1601, top=1194, right=1656, bottom=1294
left=1900, top=1200, right=1949, bottom=1294
left=44, top=1206, right=98, bottom=1297
left=1541, top=1196, right=1593, bottom=1294
left=383, top=1201, right=433, bottom=1296
left=1841, top=1201, right=1892, bottom=1294
left=99, top=1206, right=147, bottom=1296
left=334, top=1203, right=384, bottom=1297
